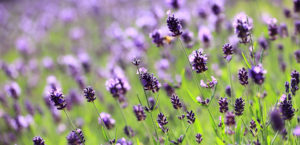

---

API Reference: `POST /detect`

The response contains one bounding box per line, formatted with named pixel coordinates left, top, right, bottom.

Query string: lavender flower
left=233, top=13, right=253, bottom=43
left=167, top=12, right=182, bottom=36
left=249, top=64, right=266, bottom=85
left=222, top=43, right=234, bottom=61
left=250, top=120, right=257, bottom=137
left=234, top=98, right=245, bottom=116
left=195, top=133, right=203, bottom=144
left=139, top=70, right=161, bottom=93
left=133, top=104, right=146, bottom=121
left=83, top=86, right=96, bottom=102
left=99, top=112, right=115, bottom=129
left=157, top=113, right=169, bottom=133
left=295, top=20, right=300, bottom=35
left=49, top=89, right=66, bottom=110
left=218, top=97, right=228, bottom=113
left=186, top=110, right=195, bottom=124
left=66, top=128, right=85, bottom=145
left=171, top=94, right=182, bottom=109
left=33, top=136, right=45, bottom=145
left=189, top=48, right=208, bottom=73
left=198, top=27, right=212, bottom=48
left=285, top=81, right=290, bottom=93
left=279, top=98, right=295, bottom=120
left=258, top=37, right=269, bottom=50
left=238, top=68, right=249, bottom=86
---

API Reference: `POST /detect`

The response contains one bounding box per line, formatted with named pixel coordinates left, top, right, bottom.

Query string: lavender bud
left=218, top=97, right=228, bottom=113
left=195, top=133, right=203, bottom=144
left=157, top=113, right=169, bottom=133
left=279, top=23, right=289, bottom=38
left=250, top=120, right=257, bottom=137
left=133, top=104, right=146, bottom=121
left=186, top=110, right=195, bottom=124
left=234, top=98, right=245, bottom=116
left=66, top=128, right=85, bottom=145
left=49, top=89, right=66, bottom=110
left=139, top=71, right=161, bottom=93
left=33, top=136, right=45, bottom=145
left=238, top=68, right=248, bottom=86
left=233, top=13, right=253, bottom=43
left=167, top=12, right=182, bottom=36
left=83, top=86, right=96, bottom=102
left=116, top=137, right=133, bottom=145
left=285, top=81, right=290, bottom=93
left=131, top=57, right=141, bottom=66
left=223, top=43, right=234, bottom=61
left=189, top=48, right=208, bottom=73
left=170, top=94, right=182, bottom=109
left=280, top=98, right=295, bottom=120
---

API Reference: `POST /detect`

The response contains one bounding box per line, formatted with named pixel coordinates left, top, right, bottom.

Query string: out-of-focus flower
left=200, top=76, right=217, bottom=88
left=166, top=0, right=184, bottom=10
left=66, top=128, right=85, bottom=145
left=249, top=64, right=266, bottom=85
left=294, top=0, right=300, bottom=12
left=294, top=50, right=300, bottom=63
left=189, top=48, right=208, bottom=73
left=5, top=82, right=21, bottom=99
left=150, top=30, right=165, bottom=47
left=198, top=26, right=212, bottom=48
left=233, top=12, right=253, bottom=43
left=225, top=112, right=235, bottom=126
left=258, top=36, right=269, bottom=50
left=99, top=112, right=115, bottom=130
left=279, top=23, right=289, bottom=38
left=270, top=109, right=285, bottom=132
left=105, top=77, right=130, bottom=99
left=133, top=104, right=146, bottom=121
left=295, top=20, right=300, bottom=34
left=267, top=18, right=278, bottom=40
left=69, top=27, right=84, bottom=41
left=293, top=126, right=300, bottom=136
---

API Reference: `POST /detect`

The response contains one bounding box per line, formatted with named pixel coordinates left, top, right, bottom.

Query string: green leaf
left=242, top=52, right=251, bottom=68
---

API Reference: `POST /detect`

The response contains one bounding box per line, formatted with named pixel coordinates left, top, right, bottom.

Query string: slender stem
left=142, top=121, right=155, bottom=145
left=136, top=66, right=150, bottom=108
left=271, top=131, right=279, bottom=145
left=92, top=102, right=111, bottom=141
left=150, top=112, right=159, bottom=142
left=116, top=100, right=128, bottom=125
left=63, top=109, right=76, bottom=130
left=227, top=62, right=235, bottom=105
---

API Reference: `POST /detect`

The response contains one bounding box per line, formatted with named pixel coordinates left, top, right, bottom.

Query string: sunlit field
left=0, top=0, right=300, bottom=144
